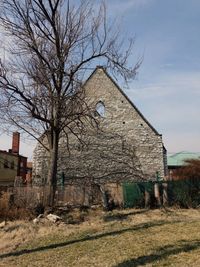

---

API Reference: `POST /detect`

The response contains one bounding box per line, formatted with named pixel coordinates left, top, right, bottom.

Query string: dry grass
left=0, top=192, right=33, bottom=221
left=1, top=208, right=200, bottom=266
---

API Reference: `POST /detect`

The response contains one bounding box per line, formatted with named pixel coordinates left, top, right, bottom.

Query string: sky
left=107, top=0, right=200, bottom=154
left=0, top=0, right=200, bottom=159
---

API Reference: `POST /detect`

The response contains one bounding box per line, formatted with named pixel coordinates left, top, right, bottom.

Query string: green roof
left=167, top=151, right=200, bottom=166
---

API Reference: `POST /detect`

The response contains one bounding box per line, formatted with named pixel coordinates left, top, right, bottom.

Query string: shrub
left=0, top=191, right=33, bottom=221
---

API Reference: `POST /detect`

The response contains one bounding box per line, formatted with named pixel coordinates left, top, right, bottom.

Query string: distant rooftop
left=167, top=151, right=200, bottom=166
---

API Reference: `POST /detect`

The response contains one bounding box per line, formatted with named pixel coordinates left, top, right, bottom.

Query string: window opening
left=4, top=160, right=9, bottom=169
left=95, top=101, right=105, bottom=117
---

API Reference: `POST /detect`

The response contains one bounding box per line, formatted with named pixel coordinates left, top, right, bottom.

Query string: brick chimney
left=12, top=132, right=20, bottom=154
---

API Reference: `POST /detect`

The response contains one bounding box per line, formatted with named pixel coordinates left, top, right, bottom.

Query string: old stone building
left=33, top=67, right=167, bottom=204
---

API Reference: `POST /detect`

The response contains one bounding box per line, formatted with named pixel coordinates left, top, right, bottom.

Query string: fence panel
left=122, top=182, right=144, bottom=208
left=1, top=179, right=200, bottom=209
left=122, top=179, right=200, bottom=208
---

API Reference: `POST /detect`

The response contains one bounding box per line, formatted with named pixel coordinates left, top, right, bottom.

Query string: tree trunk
left=46, top=131, right=59, bottom=207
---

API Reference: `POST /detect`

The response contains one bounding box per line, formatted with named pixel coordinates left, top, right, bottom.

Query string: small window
left=4, top=160, right=9, bottom=169
left=95, top=101, right=105, bottom=117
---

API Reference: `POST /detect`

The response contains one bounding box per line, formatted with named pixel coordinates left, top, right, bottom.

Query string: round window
left=95, top=101, right=105, bottom=117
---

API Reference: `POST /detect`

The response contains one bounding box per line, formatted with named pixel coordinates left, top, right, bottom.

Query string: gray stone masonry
left=32, top=67, right=166, bottom=185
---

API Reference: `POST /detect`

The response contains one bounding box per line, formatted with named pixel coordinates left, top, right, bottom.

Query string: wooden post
left=99, top=185, right=109, bottom=210
left=154, top=182, right=161, bottom=207
left=144, top=189, right=150, bottom=208
left=162, top=182, right=168, bottom=206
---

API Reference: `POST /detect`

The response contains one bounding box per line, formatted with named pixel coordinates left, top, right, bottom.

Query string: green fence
left=123, top=181, right=154, bottom=208
left=122, top=179, right=200, bottom=208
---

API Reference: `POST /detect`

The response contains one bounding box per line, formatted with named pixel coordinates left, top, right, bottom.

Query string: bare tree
left=0, top=0, right=140, bottom=205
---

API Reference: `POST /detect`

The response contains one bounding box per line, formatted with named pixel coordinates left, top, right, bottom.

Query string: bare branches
left=58, top=131, right=145, bottom=183
left=0, top=0, right=141, bottom=191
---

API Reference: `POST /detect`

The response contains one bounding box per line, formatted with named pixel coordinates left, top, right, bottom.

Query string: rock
left=0, top=221, right=6, bottom=228
left=33, top=214, right=45, bottom=224
left=37, top=214, right=44, bottom=219
left=91, top=205, right=101, bottom=210
left=46, top=214, right=62, bottom=223
left=44, top=207, right=53, bottom=216
left=33, top=218, right=39, bottom=224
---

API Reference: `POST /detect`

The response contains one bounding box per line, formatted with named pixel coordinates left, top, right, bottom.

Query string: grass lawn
left=1, top=208, right=200, bottom=266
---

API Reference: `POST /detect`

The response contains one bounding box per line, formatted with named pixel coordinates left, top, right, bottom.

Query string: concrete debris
left=33, top=218, right=40, bottom=224
left=46, top=213, right=62, bottom=223
left=33, top=213, right=62, bottom=224
left=37, top=214, right=44, bottom=219
left=0, top=221, right=6, bottom=228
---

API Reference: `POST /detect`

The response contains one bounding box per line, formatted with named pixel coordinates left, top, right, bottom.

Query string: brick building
left=0, top=132, right=27, bottom=185
left=33, top=67, right=167, bottom=188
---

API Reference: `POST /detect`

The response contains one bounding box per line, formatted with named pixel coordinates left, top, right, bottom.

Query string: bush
left=0, top=191, right=33, bottom=221
left=34, top=203, right=45, bottom=216
left=167, top=179, right=200, bottom=208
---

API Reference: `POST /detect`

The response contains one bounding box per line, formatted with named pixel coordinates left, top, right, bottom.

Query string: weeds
left=0, top=192, right=33, bottom=221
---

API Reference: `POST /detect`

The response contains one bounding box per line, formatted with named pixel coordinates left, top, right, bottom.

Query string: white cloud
left=106, top=0, right=154, bottom=16
left=0, top=26, right=11, bottom=61
left=163, top=132, right=200, bottom=154
left=124, top=70, right=200, bottom=153
left=127, top=71, right=200, bottom=99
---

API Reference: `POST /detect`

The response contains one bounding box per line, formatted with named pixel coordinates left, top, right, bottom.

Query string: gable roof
left=84, top=66, right=161, bottom=136
left=168, top=151, right=200, bottom=166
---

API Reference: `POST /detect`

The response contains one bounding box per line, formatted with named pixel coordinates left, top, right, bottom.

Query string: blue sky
left=0, top=0, right=200, bottom=159
left=106, top=0, right=200, bottom=154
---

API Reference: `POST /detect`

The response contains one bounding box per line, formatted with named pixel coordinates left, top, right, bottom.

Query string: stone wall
left=32, top=67, right=166, bottom=186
